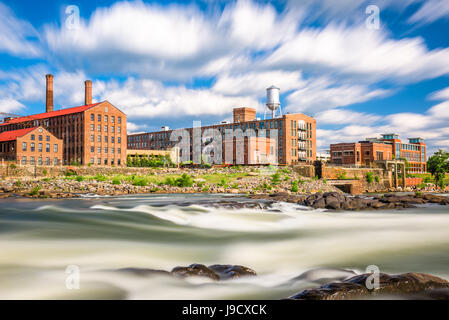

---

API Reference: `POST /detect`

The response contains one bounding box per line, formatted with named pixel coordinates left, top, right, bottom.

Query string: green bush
left=64, top=169, right=77, bottom=177
left=75, top=176, right=84, bottom=182
left=133, top=177, right=148, bottom=186
left=176, top=174, right=193, bottom=187
left=271, top=172, right=281, bottom=185
left=337, top=172, right=347, bottom=180
left=9, top=163, right=17, bottom=169
left=95, top=174, right=107, bottom=182
left=291, top=180, right=299, bottom=192
left=29, top=185, right=41, bottom=196
left=417, top=183, right=426, bottom=189
left=42, top=169, right=47, bottom=175
left=374, top=175, right=380, bottom=183
left=111, top=178, right=121, bottom=185
left=14, top=180, right=22, bottom=187
left=366, top=172, right=374, bottom=184
left=323, top=178, right=327, bottom=184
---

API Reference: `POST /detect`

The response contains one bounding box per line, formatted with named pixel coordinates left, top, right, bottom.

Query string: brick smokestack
left=45, top=74, right=54, bottom=113
left=84, top=80, right=92, bottom=105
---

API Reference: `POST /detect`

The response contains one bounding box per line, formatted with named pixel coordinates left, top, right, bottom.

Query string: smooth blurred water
left=1, top=193, right=449, bottom=299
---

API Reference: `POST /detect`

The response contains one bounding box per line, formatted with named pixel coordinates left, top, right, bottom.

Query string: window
left=38, top=157, right=43, bottom=165
left=111, top=159, right=114, bottom=165
left=30, top=157, right=35, bottom=165
left=97, top=125, right=101, bottom=132
left=97, top=135, right=101, bottom=142
left=46, top=157, right=50, bottom=165
left=54, top=158, right=58, bottom=165
left=118, top=159, right=121, bottom=165
left=104, top=147, right=108, bottom=154
left=91, top=146, right=94, bottom=152
left=46, top=136, right=50, bottom=141
left=54, top=144, right=58, bottom=153
left=118, top=117, right=121, bottom=124
left=111, top=147, right=114, bottom=154
left=105, top=106, right=108, bottom=112
left=118, top=137, right=121, bottom=144
left=90, top=124, right=94, bottom=131
left=118, top=127, right=121, bottom=133
left=104, top=125, right=108, bottom=132
left=111, top=136, right=115, bottom=143
left=22, top=142, right=27, bottom=151
left=31, top=134, right=35, bottom=140
left=46, top=143, right=50, bottom=152
left=97, top=114, right=101, bottom=122
left=22, top=156, right=27, bottom=165
left=118, top=148, right=121, bottom=154
left=104, top=136, right=108, bottom=143
left=97, top=147, right=101, bottom=153
left=91, top=113, right=94, bottom=121
left=97, top=158, right=101, bottom=165
left=104, top=158, right=108, bottom=165
left=104, top=115, right=108, bottom=122
left=38, top=143, right=42, bottom=152
left=90, top=158, right=94, bottom=164
left=111, top=116, right=115, bottom=123
left=111, top=126, right=115, bottom=133
left=38, top=135, right=42, bottom=141
left=31, top=142, right=35, bottom=152
left=90, top=135, right=93, bottom=142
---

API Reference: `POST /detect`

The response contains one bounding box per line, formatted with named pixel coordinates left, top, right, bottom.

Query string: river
left=1, top=193, right=449, bottom=299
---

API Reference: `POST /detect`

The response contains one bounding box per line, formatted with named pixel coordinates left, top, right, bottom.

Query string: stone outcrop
left=290, top=272, right=449, bottom=300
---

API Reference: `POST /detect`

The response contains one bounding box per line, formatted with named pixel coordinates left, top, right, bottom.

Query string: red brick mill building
left=0, top=75, right=127, bottom=166
left=330, top=134, right=427, bottom=173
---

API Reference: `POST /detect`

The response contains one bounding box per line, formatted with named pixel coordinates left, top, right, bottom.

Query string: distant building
left=0, top=75, right=127, bottom=166
left=0, top=126, right=63, bottom=165
left=128, top=107, right=317, bottom=166
left=316, top=150, right=331, bottom=162
left=330, top=134, right=427, bottom=173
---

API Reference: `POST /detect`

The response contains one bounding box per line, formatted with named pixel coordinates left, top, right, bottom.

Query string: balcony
left=297, top=121, right=306, bottom=131
left=298, top=132, right=307, bottom=140
left=298, top=151, right=307, bottom=160
left=298, top=142, right=306, bottom=150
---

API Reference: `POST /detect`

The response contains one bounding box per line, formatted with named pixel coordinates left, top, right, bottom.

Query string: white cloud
left=94, top=77, right=262, bottom=119
left=408, top=0, right=449, bottom=25
left=285, top=77, right=391, bottom=113
left=0, top=2, right=41, bottom=57
left=428, top=87, right=449, bottom=101
left=0, top=98, right=25, bottom=114
left=263, top=23, right=449, bottom=83
left=316, top=109, right=381, bottom=124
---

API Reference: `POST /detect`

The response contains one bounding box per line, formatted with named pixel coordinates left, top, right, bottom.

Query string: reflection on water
left=1, top=194, right=449, bottom=299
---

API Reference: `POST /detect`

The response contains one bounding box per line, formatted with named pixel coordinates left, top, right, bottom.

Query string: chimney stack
left=84, top=80, right=92, bottom=105
left=45, top=74, right=54, bottom=113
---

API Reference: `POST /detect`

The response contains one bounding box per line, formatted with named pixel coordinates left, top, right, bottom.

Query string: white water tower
left=266, top=85, right=281, bottom=118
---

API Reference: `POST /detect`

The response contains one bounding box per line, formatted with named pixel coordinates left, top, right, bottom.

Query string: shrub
left=42, top=169, right=47, bottom=176
left=75, top=176, right=84, bottom=182
left=176, top=174, right=193, bottom=187
left=111, top=178, right=121, bottom=185
left=64, top=169, right=77, bottom=177
left=133, top=177, right=148, bottom=186
left=202, top=185, right=210, bottom=192
left=219, top=178, right=227, bottom=187
left=163, top=177, right=176, bottom=186
left=14, top=180, right=22, bottom=187
left=323, top=178, right=327, bottom=184
left=415, top=191, right=423, bottom=196
left=291, top=180, right=299, bottom=193
left=337, top=172, right=347, bottom=180
left=417, top=183, right=426, bottom=189
left=271, top=172, right=281, bottom=185
left=29, top=185, right=41, bottom=196
left=374, top=175, right=380, bottom=183
left=9, top=163, right=17, bottom=169
left=366, top=172, right=374, bottom=184
left=231, top=183, right=239, bottom=189
left=95, top=174, right=107, bottom=182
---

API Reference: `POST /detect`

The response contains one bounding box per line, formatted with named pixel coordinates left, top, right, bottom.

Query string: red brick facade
left=128, top=108, right=316, bottom=165
left=0, top=127, right=63, bottom=165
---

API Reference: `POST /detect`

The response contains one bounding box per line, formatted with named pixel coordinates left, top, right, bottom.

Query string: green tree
left=427, top=150, right=449, bottom=188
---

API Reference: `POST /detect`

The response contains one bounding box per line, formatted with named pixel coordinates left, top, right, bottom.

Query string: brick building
left=0, top=127, right=63, bottom=165
left=0, top=75, right=127, bottom=166
left=128, top=107, right=316, bottom=165
left=330, top=134, right=427, bottom=173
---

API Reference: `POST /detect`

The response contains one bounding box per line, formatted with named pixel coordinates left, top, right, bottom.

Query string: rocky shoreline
left=113, top=263, right=449, bottom=300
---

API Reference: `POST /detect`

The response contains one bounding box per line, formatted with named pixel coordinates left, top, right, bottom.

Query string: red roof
left=0, top=127, right=37, bottom=142
left=0, top=102, right=102, bottom=126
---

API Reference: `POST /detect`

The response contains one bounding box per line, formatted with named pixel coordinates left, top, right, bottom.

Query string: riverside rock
left=290, top=272, right=449, bottom=300
left=170, top=263, right=257, bottom=281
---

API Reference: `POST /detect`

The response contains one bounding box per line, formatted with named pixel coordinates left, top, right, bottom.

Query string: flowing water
left=1, top=193, right=449, bottom=299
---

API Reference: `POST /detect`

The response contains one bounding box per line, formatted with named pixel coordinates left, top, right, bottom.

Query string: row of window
left=90, top=124, right=121, bottom=133
left=90, top=135, right=121, bottom=144
left=89, top=158, right=121, bottom=165
left=22, top=142, right=58, bottom=153
left=21, top=156, right=59, bottom=166
left=30, top=134, right=50, bottom=142
left=89, top=146, right=121, bottom=154
left=90, top=114, right=122, bottom=124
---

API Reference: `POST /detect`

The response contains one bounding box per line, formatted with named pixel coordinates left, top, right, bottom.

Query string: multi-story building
left=128, top=107, right=316, bottom=165
left=0, top=126, right=63, bottom=165
left=0, top=75, right=127, bottom=166
left=330, top=134, right=427, bottom=173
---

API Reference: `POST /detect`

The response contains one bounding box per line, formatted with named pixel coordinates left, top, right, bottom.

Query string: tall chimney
left=85, top=80, right=92, bottom=105
left=45, top=74, right=54, bottom=113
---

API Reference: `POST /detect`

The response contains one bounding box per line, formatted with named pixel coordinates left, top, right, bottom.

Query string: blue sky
left=1, top=0, right=449, bottom=154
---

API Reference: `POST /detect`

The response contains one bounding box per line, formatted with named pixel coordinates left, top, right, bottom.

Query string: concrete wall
left=293, top=165, right=316, bottom=178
